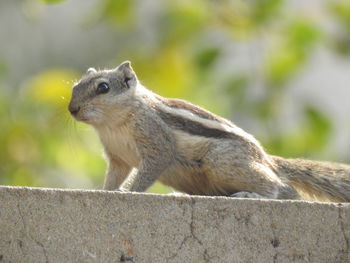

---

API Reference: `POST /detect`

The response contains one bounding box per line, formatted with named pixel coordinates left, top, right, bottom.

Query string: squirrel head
left=68, top=61, right=138, bottom=126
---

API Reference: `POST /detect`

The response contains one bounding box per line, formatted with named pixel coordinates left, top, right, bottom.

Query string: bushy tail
left=272, top=156, right=350, bottom=202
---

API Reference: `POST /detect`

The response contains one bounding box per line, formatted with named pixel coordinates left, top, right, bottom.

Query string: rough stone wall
left=0, top=186, right=349, bottom=263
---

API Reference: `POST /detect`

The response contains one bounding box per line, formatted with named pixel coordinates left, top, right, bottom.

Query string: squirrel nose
left=69, top=105, right=80, bottom=116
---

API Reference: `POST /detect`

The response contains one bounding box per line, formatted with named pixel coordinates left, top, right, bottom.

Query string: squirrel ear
left=119, top=60, right=131, bottom=70
left=115, top=61, right=137, bottom=88
left=86, top=68, right=97, bottom=75
left=116, top=61, right=136, bottom=79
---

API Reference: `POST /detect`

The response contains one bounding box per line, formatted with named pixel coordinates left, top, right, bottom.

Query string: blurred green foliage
left=1, top=0, right=349, bottom=193
left=329, top=0, right=350, bottom=55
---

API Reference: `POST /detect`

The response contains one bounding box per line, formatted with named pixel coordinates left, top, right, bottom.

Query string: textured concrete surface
left=0, top=186, right=349, bottom=263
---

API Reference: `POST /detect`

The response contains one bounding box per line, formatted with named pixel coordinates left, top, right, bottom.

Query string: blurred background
left=1, top=0, right=350, bottom=193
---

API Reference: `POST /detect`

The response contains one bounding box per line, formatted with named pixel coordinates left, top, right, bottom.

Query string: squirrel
left=68, top=61, right=350, bottom=202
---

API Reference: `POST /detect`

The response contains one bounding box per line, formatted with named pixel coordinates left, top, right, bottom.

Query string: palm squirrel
left=68, top=61, right=350, bottom=202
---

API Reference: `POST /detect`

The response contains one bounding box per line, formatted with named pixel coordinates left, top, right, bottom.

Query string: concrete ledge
left=0, top=186, right=349, bottom=263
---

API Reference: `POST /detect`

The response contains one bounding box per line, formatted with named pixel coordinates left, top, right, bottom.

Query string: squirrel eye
left=96, top=82, right=109, bottom=95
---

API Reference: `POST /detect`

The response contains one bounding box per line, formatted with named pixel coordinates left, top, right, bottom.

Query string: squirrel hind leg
left=230, top=185, right=301, bottom=200
left=276, top=184, right=301, bottom=200
left=230, top=191, right=268, bottom=199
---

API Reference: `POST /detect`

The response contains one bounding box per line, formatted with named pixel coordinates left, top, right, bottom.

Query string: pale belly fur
left=97, top=125, right=140, bottom=167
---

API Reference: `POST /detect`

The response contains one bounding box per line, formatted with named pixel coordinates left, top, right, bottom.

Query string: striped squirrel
left=68, top=61, right=350, bottom=202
